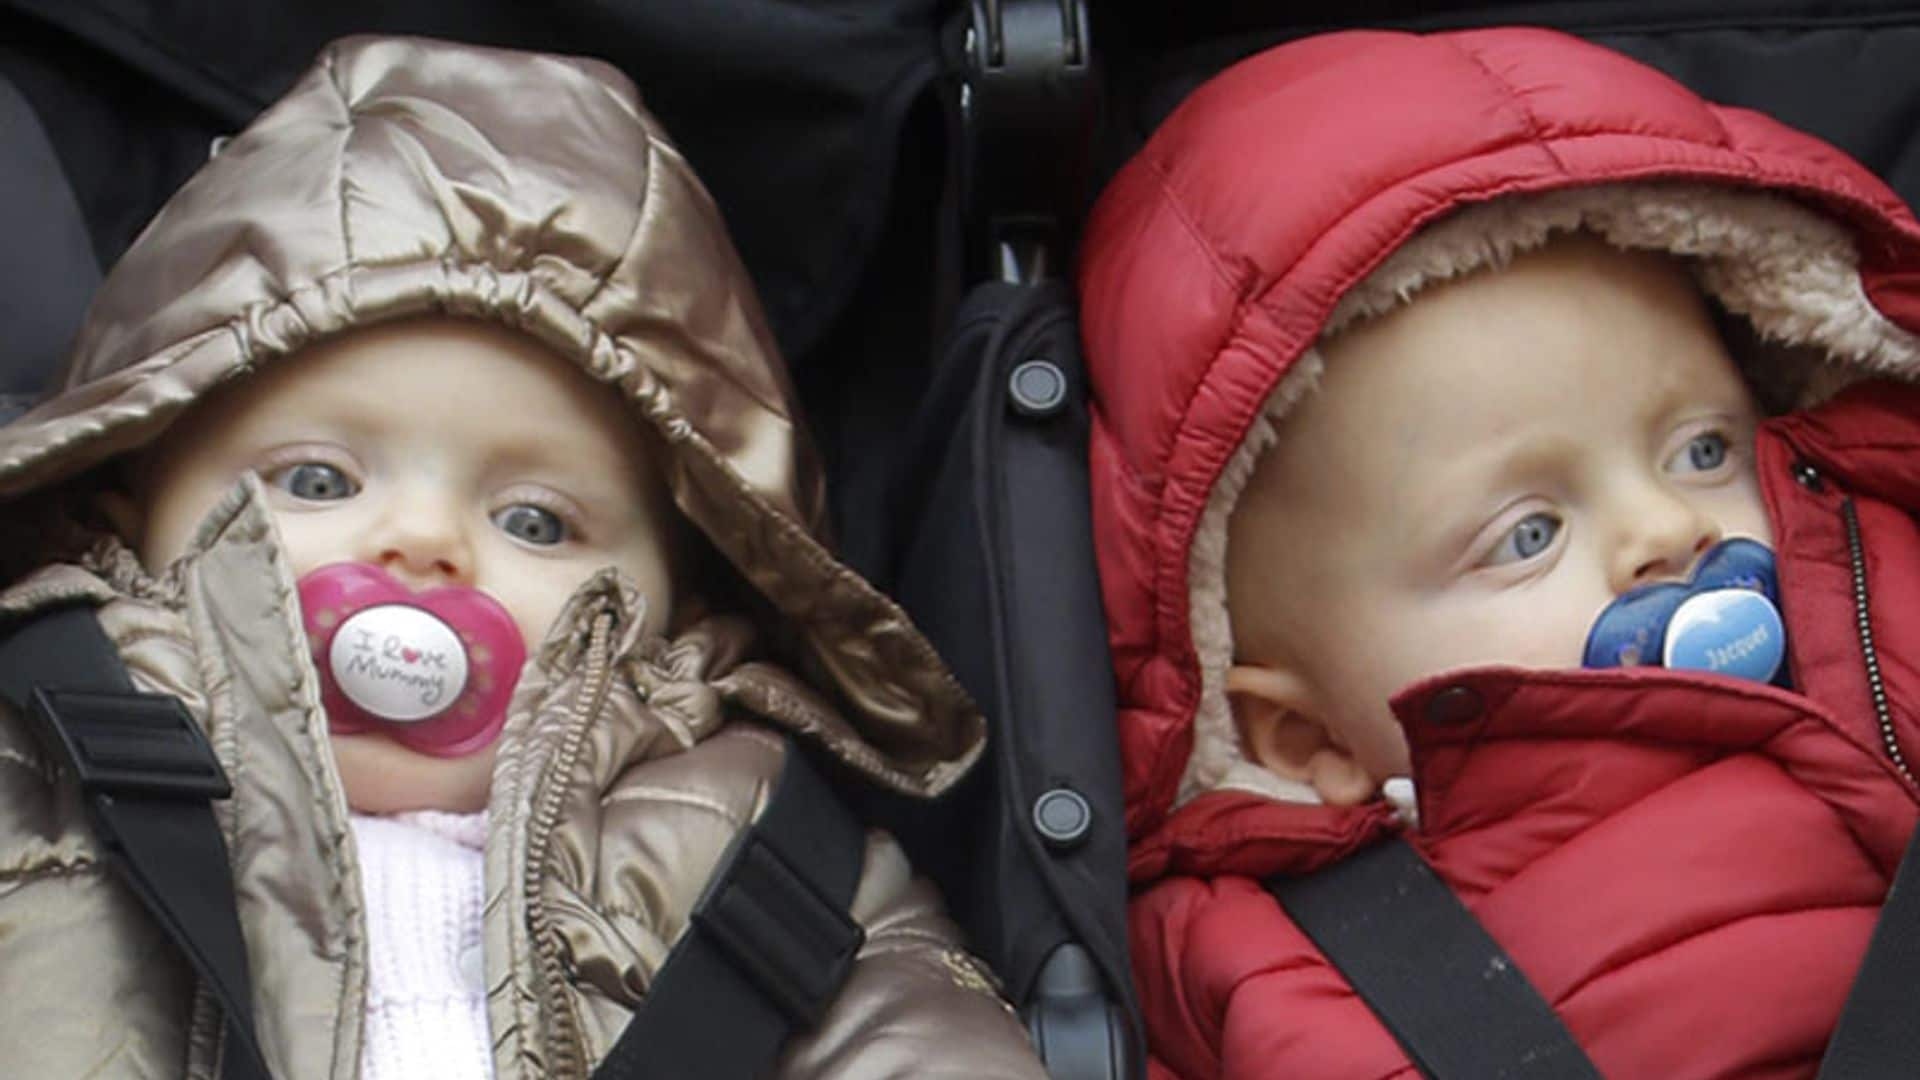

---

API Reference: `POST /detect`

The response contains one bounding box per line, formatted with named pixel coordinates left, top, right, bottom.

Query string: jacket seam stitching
left=599, top=785, right=745, bottom=825
left=322, top=46, right=356, bottom=275
left=1447, top=36, right=1572, bottom=176
left=1139, top=156, right=1265, bottom=698
left=861, top=923, right=956, bottom=952
left=0, top=856, right=102, bottom=885
left=181, top=559, right=248, bottom=1078
left=1146, top=154, right=1263, bottom=458
left=1141, top=152, right=1247, bottom=299
left=577, top=127, right=657, bottom=315
left=1555, top=895, right=1873, bottom=1007
left=1089, top=409, right=1151, bottom=491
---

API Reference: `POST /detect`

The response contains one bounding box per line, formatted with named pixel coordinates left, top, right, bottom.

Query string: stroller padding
left=0, top=70, right=97, bottom=416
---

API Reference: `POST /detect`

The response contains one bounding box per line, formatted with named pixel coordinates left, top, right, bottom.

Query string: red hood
left=1076, top=27, right=1920, bottom=850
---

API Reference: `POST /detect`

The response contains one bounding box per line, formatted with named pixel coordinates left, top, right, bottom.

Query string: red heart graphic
left=298, top=562, right=527, bottom=757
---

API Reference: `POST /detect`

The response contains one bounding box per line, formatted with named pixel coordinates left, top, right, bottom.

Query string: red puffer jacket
left=1077, top=27, right=1920, bottom=1080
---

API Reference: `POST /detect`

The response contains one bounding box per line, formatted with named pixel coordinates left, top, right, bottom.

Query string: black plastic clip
left=691, top=830, right=866, bottom=1029
left=963, top=0, right=1098, bottom=285
left=28, top=686, right=231, bottom=800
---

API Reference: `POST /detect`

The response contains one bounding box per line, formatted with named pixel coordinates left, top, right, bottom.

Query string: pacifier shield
left=1663, top=589, right=1787, bottom=683
left=1583, top=537, right=1788, bottom=685
left=327, top=603, right=470, bottom=721
left=299, top=562, right=526, bottom=758
left=1583, top=580, right=1686, bottom=669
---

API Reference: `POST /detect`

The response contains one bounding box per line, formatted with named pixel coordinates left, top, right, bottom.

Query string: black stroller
left=7, top=2, right=1920, bottom=1077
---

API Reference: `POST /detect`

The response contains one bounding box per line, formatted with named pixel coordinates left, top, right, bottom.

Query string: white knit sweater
left=349, top=810, right=493, bottom=1080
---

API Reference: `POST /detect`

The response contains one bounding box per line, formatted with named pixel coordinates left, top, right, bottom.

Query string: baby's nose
left=1610, top=503, right=1722, bottom=594
left=367, top=502, right=474, bottom=586
left=378, top=544, right=465, bottom=585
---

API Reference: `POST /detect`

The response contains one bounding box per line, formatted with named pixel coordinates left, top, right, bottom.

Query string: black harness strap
left=592, top=737, right=867, bottom=1080
left=1267, top=837, right=1602, bottom=1080
left=1817, top=822, right=1920, bottom=1077
left=0, top=607, right=870, bottom=1079
left=0, top=605, right=270, bottom=1080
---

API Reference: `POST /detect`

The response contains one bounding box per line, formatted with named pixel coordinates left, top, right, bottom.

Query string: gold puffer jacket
left=0, top=35, right=1042, bottom=1079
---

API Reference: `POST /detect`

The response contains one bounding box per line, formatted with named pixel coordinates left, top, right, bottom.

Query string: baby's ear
left=1226, top=664, right=1376, bottom=806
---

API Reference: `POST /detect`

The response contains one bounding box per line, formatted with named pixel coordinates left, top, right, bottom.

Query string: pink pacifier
left=297, top=562, right=527, bottom=757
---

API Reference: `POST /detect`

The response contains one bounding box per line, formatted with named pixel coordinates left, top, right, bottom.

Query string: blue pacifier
left=1583, top=537, right=1788, bottom=685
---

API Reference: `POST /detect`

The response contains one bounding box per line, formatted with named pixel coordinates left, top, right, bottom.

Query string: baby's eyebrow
left=488, top=447, right=649, bottom=507
left=1397, top=474, right=1490, bottom=568
left=1407, top=497, right=1494, bottom=571
left=487, top=433, right=620, bottom=473
left=1484, top=432, right=1583, bottom=482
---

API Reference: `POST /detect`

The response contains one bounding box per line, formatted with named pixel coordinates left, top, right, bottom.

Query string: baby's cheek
left=1382, top=590, right=1590, bottom=677
left=1472, top=596, right=1600, bottom=672
left=490, top=560, right=596, bottom=647
left=1717, top=474, right=1775, bottom=550
left=272, top=510, right=368, bottom=581
left=504, top=597, right=556, bottom=652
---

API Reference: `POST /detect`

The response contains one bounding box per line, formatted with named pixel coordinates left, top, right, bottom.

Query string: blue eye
left=492, top=504, right=567, bottom=546
left=270, top=462, right=358, bottom=501
left=1488, top=511, right=1561, bottom=566
left=1671, top=431, right=1730, bottom=474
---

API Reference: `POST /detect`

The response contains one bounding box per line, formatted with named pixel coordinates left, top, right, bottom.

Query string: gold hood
left=0, top=35, right=981, bottom=796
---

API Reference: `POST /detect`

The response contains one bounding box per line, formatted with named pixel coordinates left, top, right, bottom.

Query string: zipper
left=523, top=611, right=617, bottom=1078
left=1839, top=494, right=1914, bottom=785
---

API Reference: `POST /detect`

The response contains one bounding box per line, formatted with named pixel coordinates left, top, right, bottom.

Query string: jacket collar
left=1130, top=664, right=1902, bottom=884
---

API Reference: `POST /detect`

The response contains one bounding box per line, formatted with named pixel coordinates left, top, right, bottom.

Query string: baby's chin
left=328, top=732, right=498, bottom=814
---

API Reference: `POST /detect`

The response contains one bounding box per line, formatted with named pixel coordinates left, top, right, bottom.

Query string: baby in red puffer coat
left=1224, top=233, right=1776, bottom=815
left=1077, top=26, right=1920, bottom=1080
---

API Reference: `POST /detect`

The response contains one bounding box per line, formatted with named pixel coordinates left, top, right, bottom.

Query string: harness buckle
left=29, top=686, right=231, bottom=800
left=691, top=829, right=866, bottom=1029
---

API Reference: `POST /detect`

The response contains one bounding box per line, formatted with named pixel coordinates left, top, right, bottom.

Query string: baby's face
left=136, top=317, right=677, bottom=813
left=1227, top=239, right=1772, bottom=789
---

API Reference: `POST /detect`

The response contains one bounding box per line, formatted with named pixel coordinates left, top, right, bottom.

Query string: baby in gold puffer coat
left=0, top=35, right=1044, bottom=1080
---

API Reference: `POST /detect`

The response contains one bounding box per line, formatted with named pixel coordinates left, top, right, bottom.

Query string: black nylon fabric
left=0, top=608, right=268, bottom=1080
left=0, top=71, right=96, bottom=403
left=593, top=739, right=866, bottom=1080
left=1269, top=840, right=1602, bottom=1080
left=863, top=280, right=1135, bottom=1048
left=0, top=0, right=942, bottom=364
left=1818, top=823, right=1920, bottom=1078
